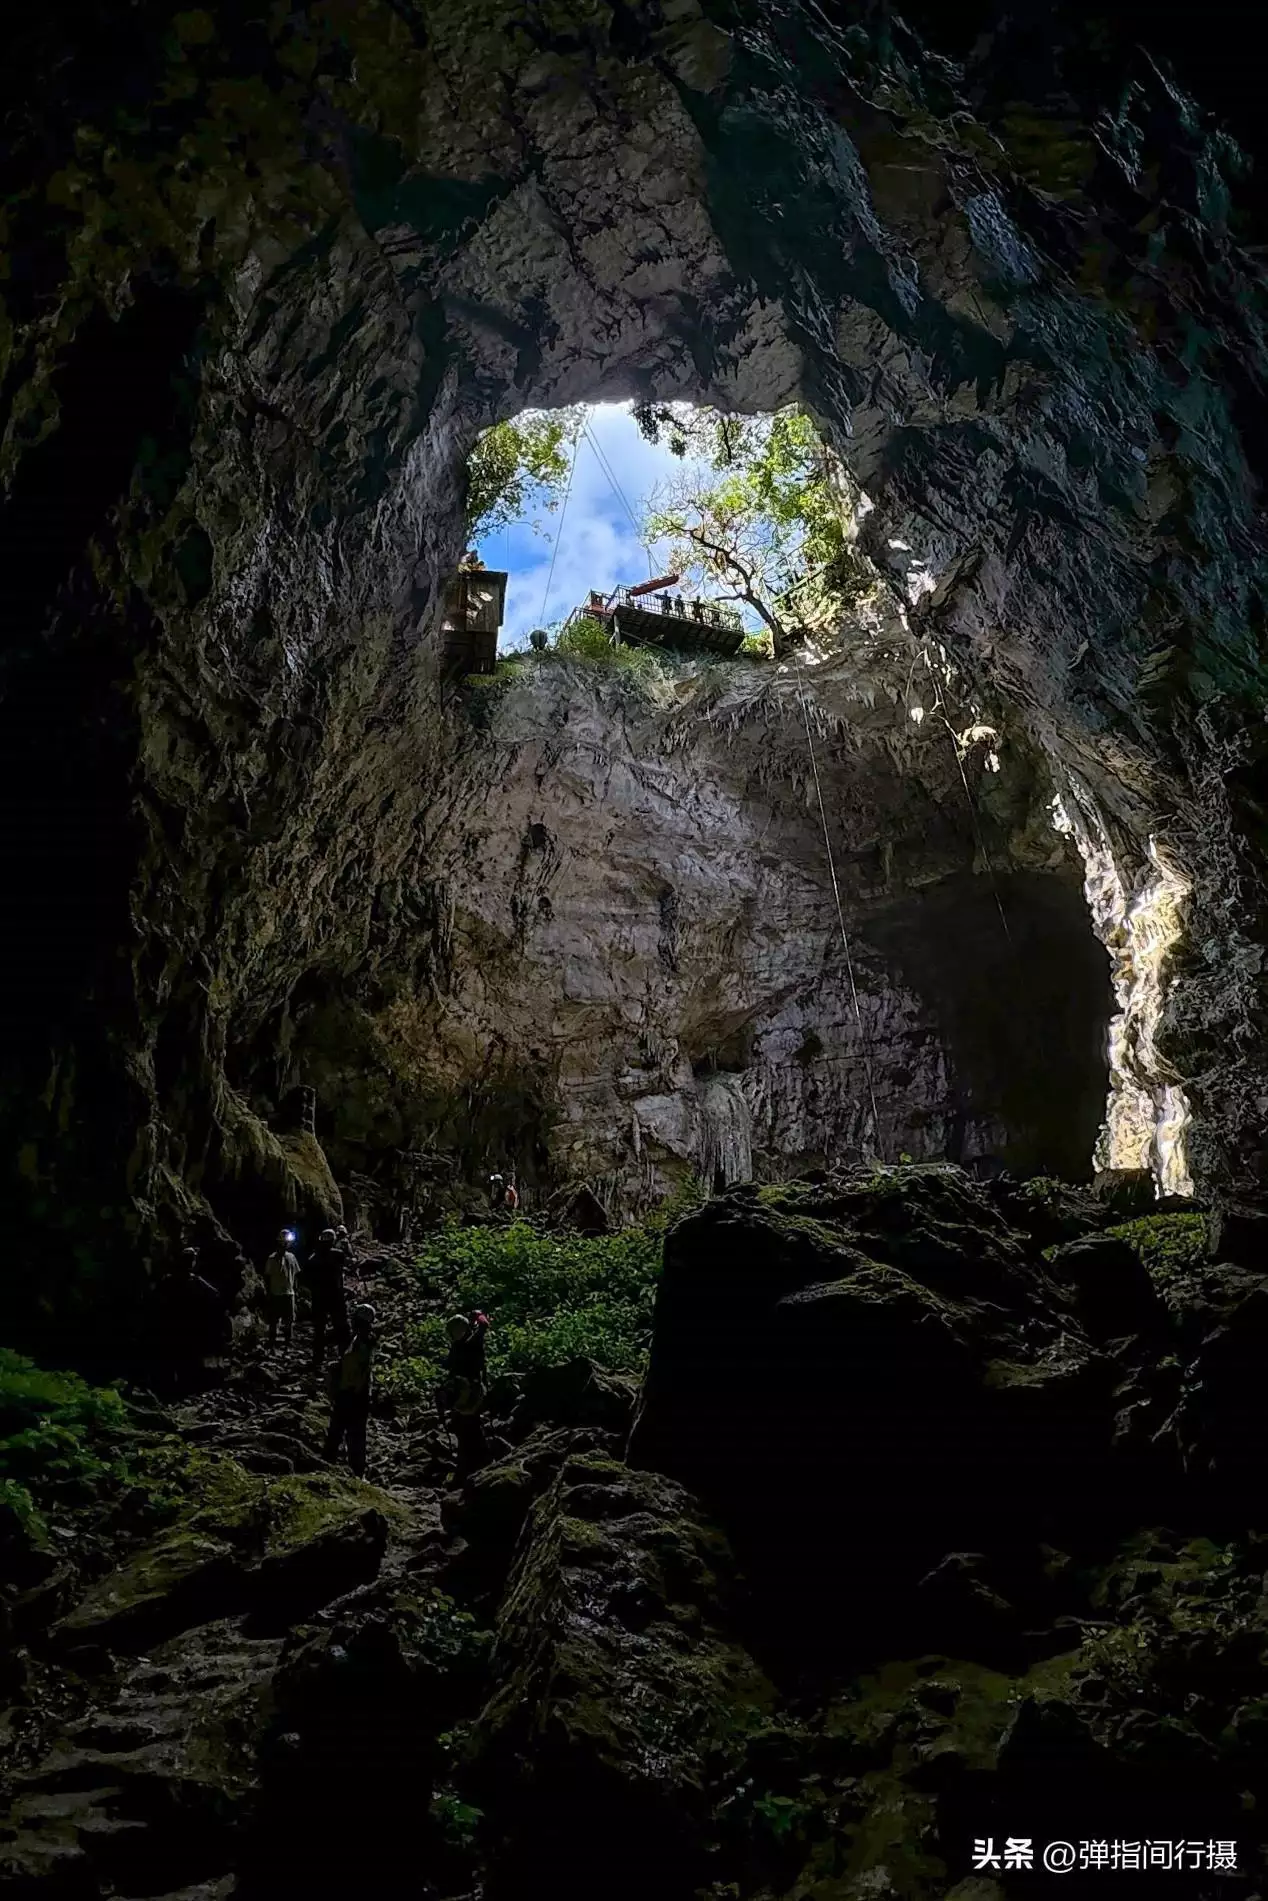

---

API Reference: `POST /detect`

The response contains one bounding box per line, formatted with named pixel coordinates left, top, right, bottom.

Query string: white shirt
left=263, top=1249, right=300, bottom=1297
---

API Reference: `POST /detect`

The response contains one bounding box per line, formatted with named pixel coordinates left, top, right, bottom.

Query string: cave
left=8, top=0, right=1258, bottom=1347
left=4, top=1, right=1268, bottom=1894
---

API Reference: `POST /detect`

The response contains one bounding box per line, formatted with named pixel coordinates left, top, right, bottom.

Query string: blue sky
left=474, top=403, right=689, bottom=649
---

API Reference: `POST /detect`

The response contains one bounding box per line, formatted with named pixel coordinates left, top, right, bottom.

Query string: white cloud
left=474, top=403, right=688, bottom=648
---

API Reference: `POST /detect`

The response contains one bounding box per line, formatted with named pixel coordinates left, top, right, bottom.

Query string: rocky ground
left=4, top=1172, right=1268, bottom=1900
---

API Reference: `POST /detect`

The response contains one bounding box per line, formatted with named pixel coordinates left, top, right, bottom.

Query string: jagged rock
left=468, top=1454, right=773, bottom=1900
left=439, top=1425, right=615, bottom=1600
left=914, top=1553, right=1027, bottom=1672
left=50, top=1469, right=392, bottom=1656
left=1, top=1625, right=282, bottom=1898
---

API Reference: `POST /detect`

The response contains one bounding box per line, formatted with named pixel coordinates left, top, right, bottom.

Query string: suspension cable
left=582, top=420, right=655, bottom=577
left=540, top=416, right=585, bottom=624
left=790, top=647, right=885, bottom=1162
left=937, top=710, right=1013, bottom=948
left=905, top=640, right=1012, bottom=953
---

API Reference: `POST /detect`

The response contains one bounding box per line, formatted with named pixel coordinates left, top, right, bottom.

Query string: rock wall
left=3, top=0, right=1267, bottom=1345
left=290, top=648, right=1108, bottom=1209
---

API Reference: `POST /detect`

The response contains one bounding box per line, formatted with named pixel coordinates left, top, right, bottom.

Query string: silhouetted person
left=262, top=1229, right=300, bottom=1348
left=155, top=1247, right=226, bottom=1395
left=442, top=1313, right=490, bottom=1479
left=323, top=1304, right=375, bottom=1478
left=307, top=1227, right=350, bottom=1373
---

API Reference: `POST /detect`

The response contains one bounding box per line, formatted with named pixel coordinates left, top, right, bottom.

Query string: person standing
left=155, top=1247, right=226, bottom=1396
left=262, top=1230, right=300, bottom=1348
left=307, top=1228, right=351, bottom=1374
left=323, top=1304, right=376, bottom=1478
left=441, top=1312, right=491, bottom=1479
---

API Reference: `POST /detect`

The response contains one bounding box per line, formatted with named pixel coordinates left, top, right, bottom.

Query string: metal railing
left=612, top=586, right=743, bottom=631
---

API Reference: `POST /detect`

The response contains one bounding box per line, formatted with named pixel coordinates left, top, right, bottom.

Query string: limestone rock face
left=3, top=0, right=1268, bottom=1341
left=307, top=653, right=1110, bottom=1210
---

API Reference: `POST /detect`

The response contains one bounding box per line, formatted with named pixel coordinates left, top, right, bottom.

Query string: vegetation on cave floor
left=0, top=1347, right=137, bottom=1542
left=380, top=1182, right=706, bottom=1402
left=0, top=1343, right=405, bottom=1581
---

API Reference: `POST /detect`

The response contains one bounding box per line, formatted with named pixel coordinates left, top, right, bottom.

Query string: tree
left=466, top=408, right=585, bottom=541
left=639, top=406, right=857, bottom=657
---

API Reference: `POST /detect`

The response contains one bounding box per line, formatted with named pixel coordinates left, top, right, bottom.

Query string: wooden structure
left=440, top=566, right=508, bottom=675
left=565, top=577, right=745, bottom=659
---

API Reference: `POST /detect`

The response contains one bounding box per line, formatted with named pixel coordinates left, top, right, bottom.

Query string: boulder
left=1043, top=1234, right=1164, bottom=1338
left=468, top=1454, right=773, bottom=1901
left=1206, top=1200, right=1268, bottom=1269
left=52, top=1532, right=243, bottom=1654
left=510, top=1357, right=638, bottom=1438
left=1092, top=1169, right=1158, bottom=1216
left=244, top=1586, right=490, bottom=1897
left=629, top=1187, right=1120, bottom=1640
left=243, top=1507, right=387, bottom=1632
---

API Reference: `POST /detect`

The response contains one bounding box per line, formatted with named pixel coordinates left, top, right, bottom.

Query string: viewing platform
left=567, top=579, right=746, bottom=658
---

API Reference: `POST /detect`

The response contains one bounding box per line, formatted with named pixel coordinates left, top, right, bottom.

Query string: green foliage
left=465, top=408, right=584, bottom=540
left=461, top=656, right=524, bottom=724
left=640, top=405, right=865, bottom=648
left=1019, top=1176, right=1065, bottom=1205
left=740, top=631, right=772, bottom=658
left=0, top=1348, right=132, bottom=1537
left=384, top=1179, right=706, bottom=1399
left=1105, top=1214, right=1207, bottom=1280
left=751, top=1791, right=815, bottom=1842
left=551, top=613, right=667, bottom=681
left=405, top=1589, right=491, bottom=1672
left=430, top=1793, right=484, bottom=1848
left=554, top=613, right=614, bottom=657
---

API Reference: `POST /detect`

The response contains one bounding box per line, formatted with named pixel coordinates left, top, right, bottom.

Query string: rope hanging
left=539, top=414, right=585, bottom=624
left=938, top=713, right=1013, bottom=948
left=583, top=419, right=657, bottom=579
left=912, top=647, right=1013, bottom=952
left=790, top=647, right=885, bottom=1162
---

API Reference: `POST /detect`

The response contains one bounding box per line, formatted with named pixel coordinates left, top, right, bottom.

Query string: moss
left=1104, top=1213, right=1207, bottom=1279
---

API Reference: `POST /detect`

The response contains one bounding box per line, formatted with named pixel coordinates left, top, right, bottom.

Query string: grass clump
left=0, top=1348, right=133, bottom=1540
left=383, top=1181, right=705, bottom=1400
